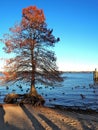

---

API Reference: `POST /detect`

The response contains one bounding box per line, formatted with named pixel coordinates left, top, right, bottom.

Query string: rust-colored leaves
left=22, top=6, right=45, bottom=28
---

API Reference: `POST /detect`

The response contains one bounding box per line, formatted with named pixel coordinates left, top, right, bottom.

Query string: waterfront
left=0, top=72, right=98, bottom=111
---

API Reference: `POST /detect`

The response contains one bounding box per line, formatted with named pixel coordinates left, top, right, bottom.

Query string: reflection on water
left=0, top=72, right=98, bottom=111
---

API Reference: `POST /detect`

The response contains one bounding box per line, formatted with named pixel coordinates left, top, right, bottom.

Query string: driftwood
left=4, top=93, right=45, bottom=106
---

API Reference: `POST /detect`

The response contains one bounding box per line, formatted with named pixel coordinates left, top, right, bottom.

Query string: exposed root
left=4, top=93, right=45, bottom=106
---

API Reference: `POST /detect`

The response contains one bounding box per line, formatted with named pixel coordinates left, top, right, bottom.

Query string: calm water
left=0, top=72, right=98, bottom=111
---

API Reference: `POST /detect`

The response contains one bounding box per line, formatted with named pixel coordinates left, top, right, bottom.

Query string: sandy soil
left=0, top=104, right=98, bottom=130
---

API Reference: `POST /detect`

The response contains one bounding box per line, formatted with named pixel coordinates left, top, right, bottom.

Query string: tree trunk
left=30, top=84, right=38, bottom=96
left=30, top=32, right=38, bottom=96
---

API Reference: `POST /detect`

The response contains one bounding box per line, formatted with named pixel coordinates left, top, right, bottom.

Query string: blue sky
left=0, top=0, right=98, bottom=71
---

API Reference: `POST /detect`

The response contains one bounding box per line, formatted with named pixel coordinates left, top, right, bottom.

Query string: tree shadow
left=21, top=105, right=45, bottom=130
left=64, top=110, right=98, bottom=130
left=78, top=117, right=97, bottom=130
left=38, top=113, right=61, bottom=130
left=54, top=108, right=98, bottom=130
left=21, top=105, right=98, bottom=130
left=0, top=106, right=22, bottom=130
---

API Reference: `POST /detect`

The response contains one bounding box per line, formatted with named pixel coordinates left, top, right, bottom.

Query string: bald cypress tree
left=1, top=6, right=63, bottom=100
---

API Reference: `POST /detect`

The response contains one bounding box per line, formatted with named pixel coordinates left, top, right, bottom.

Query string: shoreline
left=0, top=103, right=98, bottom=114
left=51, top=105, right=98, bottom=114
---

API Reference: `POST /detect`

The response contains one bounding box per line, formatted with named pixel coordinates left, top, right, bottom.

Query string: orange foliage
left=21, top=6, right=45, bottom=28
left=5, top=40, right=11, bottom=47
left=10, top=25, right=22, bottom=33
left=2, top=71, right=17, bottom=81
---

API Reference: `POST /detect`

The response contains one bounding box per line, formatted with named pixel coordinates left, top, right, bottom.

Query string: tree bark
left=30, top=32, right=38, bottom=96
left=30, top=84, right=38, bottom=96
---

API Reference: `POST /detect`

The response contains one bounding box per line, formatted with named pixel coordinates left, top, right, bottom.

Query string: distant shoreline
left=61, top=71, right=93, bottom=73
left=0, top=71, right=93, bottom=73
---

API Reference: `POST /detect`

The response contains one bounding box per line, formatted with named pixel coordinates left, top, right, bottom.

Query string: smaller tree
left=0, top=6, right=63, bottom=105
